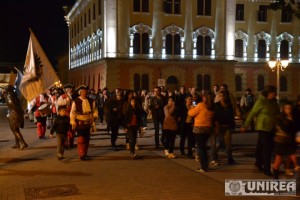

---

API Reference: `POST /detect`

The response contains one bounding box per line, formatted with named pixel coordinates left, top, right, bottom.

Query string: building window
left=141, top=74, right=149, bottom=91
left=281, top=7, right=292, bottom=23
left=134, top=73, right=141, bottom=91
left=235, top=75, right=242, bottom=92
left=258, top=5, right=267, bottom=22
left=166, top=34, right=181, bottom=55
left=164, top=0, right=180, bottom=14
left=197, top=0, right=211, bottom=16
left=235, top=39, right=243, bottom=58
left=92, top=5, right=95, bottom=21
left=280, top=76, right=287, bottom=92
left=84, top=13, right=87, bottom=27
left=88, top=8, right=91, bottom=24
left=196, top=35, right=211, bottom=56
left=133, top=0, right=149, bottom=12
left=236, top=4, right=244, bottom=21
left=133, top=32, right=150, bottom=54
left=257, top=75, right=265, bottom=91
left=196, top=74, right=211, bottom=91
left=280, top=40, right=289, bottom=59
left=98, top=0, right=101, bottom=15
left=258, top=40, right=266, bottom=58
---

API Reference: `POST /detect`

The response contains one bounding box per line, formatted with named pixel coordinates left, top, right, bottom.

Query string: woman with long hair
left=188, top=92, right=216, bottom=172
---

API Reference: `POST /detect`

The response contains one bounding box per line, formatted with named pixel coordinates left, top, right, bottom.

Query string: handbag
left=193, top=126, right=212, bottom=134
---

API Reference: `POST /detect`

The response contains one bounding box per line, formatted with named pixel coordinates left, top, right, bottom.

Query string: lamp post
left=267, top=57, right=289, bottom=102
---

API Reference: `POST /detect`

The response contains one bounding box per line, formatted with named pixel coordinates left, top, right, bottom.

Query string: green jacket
left=243, top=95, right=279, bottom=132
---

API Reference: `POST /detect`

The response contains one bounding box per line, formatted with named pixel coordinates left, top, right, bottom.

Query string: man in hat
left=70, top=85, right=98, bottom=160
left=58, top=84, right=77, bottom=148
left=240, top=88, right=256, bottom=130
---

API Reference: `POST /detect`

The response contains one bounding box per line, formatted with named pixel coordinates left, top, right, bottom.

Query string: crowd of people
left=25, top=83, right=300, bottom=179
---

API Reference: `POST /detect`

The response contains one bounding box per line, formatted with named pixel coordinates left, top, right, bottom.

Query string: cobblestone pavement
left=0, top=104, right=298, bottom=200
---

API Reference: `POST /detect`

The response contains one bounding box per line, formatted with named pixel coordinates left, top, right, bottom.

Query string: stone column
left=152, top=0, right=163, bottom=56
left=103, top=0, right=117, bottom=57
left=247, top=2, right=255, bottom=60
left=225, top=0, right=236, bottom=59
left=214, top=0, right=225, bottom=58
left=270, top=10, right=278, bottom=59
left=117, top=0, right=130, bottom=55
left=184, top=0, right=193, bottom=56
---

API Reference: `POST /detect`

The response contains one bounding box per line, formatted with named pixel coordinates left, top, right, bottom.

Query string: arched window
left=280, top=76, right=287, bottom=92
left=134, top=74, right=141, bottom=91
left=280, top=40, right=289, bottom=59
left=196, top=74, right=203, bottom=91
left=257, top=75, right=265, bottom=91
left=130, top=23, right=152, bottom=55
left=235, top=75, right=242, bottom=91
left=166, top=34, right=181, bottom=55
left=197, top=35, right=211, bottom=56
left=258, top=40, right=266, bottom=59
left=235, top=39, right=243, bottom=58
left=141, top=74, right=149, bottom=90
left=133, top=33, right=141, bottom=54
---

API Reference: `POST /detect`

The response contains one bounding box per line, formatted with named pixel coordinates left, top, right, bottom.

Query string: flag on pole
left=14, top=70, right=23, bottom=98
left=19, top=29, right=59, bottom=101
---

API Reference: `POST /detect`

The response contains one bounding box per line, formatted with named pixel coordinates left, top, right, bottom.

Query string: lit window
left=166, top=34, right=181, bottom=55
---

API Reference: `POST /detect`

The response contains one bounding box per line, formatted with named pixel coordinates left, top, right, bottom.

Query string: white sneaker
left=195, top=154, right=200, bottom=162
left=196, top=168, right=207, bottom=173
left=167, top=153, right=177, bottom=159
left=135, top=144, right=139, bottom=150
left=164, top=149, right=169, bottom=156
left=210, top=160, right=219, bottom=166
left=126, top=143, right=130, bottom=150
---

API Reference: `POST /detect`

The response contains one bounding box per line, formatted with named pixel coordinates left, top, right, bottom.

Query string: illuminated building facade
left=65, top=0, right=300, bottom=100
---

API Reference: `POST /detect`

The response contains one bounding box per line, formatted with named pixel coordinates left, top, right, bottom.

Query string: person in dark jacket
left=214, top=91, right=237, bottom=165
left=149, top=87, right=167, bottom=149
left=106, top=91, right=123, bottom=150
left=124, top=97, right=143, bottom=159
left=50, top=105, right=70, bottom=160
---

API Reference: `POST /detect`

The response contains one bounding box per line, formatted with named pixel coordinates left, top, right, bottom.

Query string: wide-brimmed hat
left=76, top=85, right=89, bottom=94
left=63, top=84, right=74, bottom=89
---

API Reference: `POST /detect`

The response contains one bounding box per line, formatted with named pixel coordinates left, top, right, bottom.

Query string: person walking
left=188, top=92, right=216, bottom=172
left=106, top=91, right=123, bottom=151
left=178, top=95, right=195, bottom=158
left=241, top=85, right=279, bottom=177
left=124, top=97, right=143, bottom=159
left=273, top=101, right=300, bottom=179
left=214, top=91, right=237, bottom=165
left=70, top=85, right=98, bottom=160
left=149, top=87, right=167, bottom=149
left=240, top=88, right=256, bottom=130
left=163, top=97, right=179, bottom=159
left=50, top=105, right=70, bottom=160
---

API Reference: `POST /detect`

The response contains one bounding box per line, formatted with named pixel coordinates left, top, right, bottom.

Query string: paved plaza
left=0, top=104, right=298, bottom=200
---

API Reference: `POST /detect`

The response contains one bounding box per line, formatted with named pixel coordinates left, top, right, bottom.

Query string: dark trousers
left=195, top=134, right=210, bottom=171
left=180, top=123, right=195, bottom=156
left=141, top=110, right=147, bottom=128
left=110, top=124, right=119, bottom=147
left=56, top=133, right=66, bottom=157
left=164, top=130, right=177, bottom=153
left=153, top=115, right=164, bottom=148
left=98, top=107, right=104, bottom=123
left=128, top=126, right=138, bottom=154
left=256, top=131, right=274, bottom=173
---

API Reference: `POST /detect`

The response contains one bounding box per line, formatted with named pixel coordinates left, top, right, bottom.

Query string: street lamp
left=267, top=57, right=289, bottom=102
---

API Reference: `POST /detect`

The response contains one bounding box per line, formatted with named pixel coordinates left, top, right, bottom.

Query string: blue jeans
left=194, top=133, right=210, bottom=171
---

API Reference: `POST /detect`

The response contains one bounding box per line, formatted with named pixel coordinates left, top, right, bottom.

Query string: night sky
left=0, top=0, right=75, bottom=66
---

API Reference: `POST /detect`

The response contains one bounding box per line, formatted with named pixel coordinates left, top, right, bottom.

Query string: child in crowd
left=50, top=105, right=70, bottom=160
left=273, top=101, right=299, bottom=179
